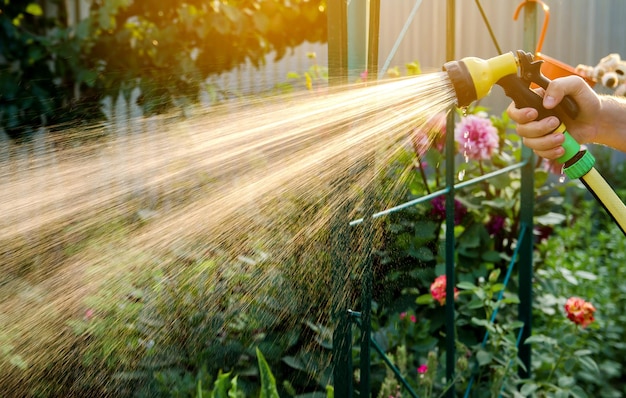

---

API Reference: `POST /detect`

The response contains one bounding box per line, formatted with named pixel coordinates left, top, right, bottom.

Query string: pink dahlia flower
left=454, top=114, right=499, bottom=160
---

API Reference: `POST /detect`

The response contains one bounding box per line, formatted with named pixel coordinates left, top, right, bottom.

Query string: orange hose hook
left=513, top=0, right=550, bottom=55
left=513, top=0, right=594, bottom=86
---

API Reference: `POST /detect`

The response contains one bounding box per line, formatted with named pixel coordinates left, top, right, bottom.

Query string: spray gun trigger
left=515, top=50, right=579, bottom=120
left=515, top=50, right=546, bottom=88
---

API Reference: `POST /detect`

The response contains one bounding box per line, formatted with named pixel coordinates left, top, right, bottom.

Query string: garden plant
left=2, top=6, right=626, bottom=393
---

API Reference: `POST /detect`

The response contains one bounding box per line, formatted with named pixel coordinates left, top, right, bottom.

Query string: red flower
left=564, top=297, right=596, bottom=328
left=430, top=275, right=458, bottom=306
left=417, top=364, right=428, bottom=374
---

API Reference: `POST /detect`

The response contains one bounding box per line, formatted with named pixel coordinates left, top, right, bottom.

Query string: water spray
left=444, top=50, right=626, bottom=235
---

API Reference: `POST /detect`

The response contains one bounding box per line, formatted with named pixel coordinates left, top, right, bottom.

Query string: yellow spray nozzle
left=443, top=52, right=519, bottom=107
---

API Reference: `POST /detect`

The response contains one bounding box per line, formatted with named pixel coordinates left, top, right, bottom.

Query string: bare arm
left=595, top=95, right=626, bottom=152
left=507, top=75, right=626, bottom=159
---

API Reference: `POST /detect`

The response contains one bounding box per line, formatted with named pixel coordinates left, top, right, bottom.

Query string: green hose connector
left=563, top=150, right=596, bottom=180
left=554, top=127, right=596, bottom=179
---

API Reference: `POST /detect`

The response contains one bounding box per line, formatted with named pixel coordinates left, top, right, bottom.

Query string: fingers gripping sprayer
left=443, top=50, right=626, bottom=235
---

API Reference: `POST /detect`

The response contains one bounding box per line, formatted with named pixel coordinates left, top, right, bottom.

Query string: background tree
left=0, top=0, right=327, bottom=139
left=0, top=1, right=103, bottom=139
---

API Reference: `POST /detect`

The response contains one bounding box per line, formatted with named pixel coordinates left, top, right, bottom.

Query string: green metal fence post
left=368, top=0, right=381, bottom=78
left=327, top=2, right=351, bottom=395
left=445, top=1, right=456, bottom=397
left=357, top=2, right=380, bottom=396
left=347, top=0, right=367, bottom=81
left=331, top=210, right=354, bottom=398
left=327, top=0, right=348, bottom=87
left=359, top=196, right=374, bottom=398
left=518, top=1, right=537, bottom=380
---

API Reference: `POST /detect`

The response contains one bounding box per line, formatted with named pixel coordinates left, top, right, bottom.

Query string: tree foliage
left=0, top=0, right=103, bottom=138
left=0, top=0, right=327, bottom=139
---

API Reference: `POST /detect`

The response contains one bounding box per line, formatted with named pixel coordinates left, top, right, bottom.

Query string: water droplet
left=558, top=174, right=566, bottom=183
left=458, top=169, right=466, bottom=181
left=463, top=130, right=471, bottom=163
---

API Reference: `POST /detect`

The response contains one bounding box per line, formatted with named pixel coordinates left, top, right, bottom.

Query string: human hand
left=506, top=75, right=601, bottom=160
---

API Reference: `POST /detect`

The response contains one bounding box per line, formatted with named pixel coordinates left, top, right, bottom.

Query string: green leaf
left=501, top=296, right=520, bottom=305
left=489, top=173, right=512, bottom=190
left=507, top=321, right=525, bottom=330
left=488, top=268, right=501, bottom=282
left=520, top=383, right=539, bottom=396
left=471, top=317, right=490, bottom=328
left=476, top=350, right=492, bottom=366
left=5, top=105, right=19, bottom=129
left=8, top=355, right=27, bottom=370
left=414, top=220, right=438, bottom=239
left=410, top=246, right=434, bottom=261
left=467, top=298, right=484, bottom=309
left=197, top=379, right=202, bottom=398
left=481, top=250, right=502, bottom=263
left=570, top=385, right=590, bottom=398
left=27, top=45, right=45, bottom=64
left=211, top=371, right=236, bottom=398
left=579, top=355, right=600, bottom=375
left=524, top=334, right=557, bottom=346
left=559, top=267, right=578, bottom=285
left=459, top=225, right=481, bottom=248
left=25, top=3, right=43, bottom=16
left=228, top=376, right=238, bottom=398
left=456, top=281, right=477, bottom=291
left=564, top=357, right=577, bottom=372
left=558, top=376, right=575, bottom=388
left=490, top=283, right=505, bottom=293
left=416, top=294, right=433, bottom=305
left=282, top=356, right=307, bottom=372
left=257, top=348, right=279, bottom=398
left=77, top=69, right=99, bottom=87
left=574, top=270, right=598, bottom=280
left=535, top=212, right=566, bottom=226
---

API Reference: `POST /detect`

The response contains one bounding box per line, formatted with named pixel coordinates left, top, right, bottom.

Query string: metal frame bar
left=328, top=0, right=538, bottom=395
left=518, top=1, right=538, bottom=380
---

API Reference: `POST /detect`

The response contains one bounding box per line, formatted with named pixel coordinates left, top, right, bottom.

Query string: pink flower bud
left=84, top=309, right=94, bottom=321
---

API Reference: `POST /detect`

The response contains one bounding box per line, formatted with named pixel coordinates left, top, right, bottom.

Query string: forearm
left=595, top=95, right=626, bottom=152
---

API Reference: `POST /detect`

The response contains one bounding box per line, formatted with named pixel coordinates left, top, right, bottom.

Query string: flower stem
left=546, top=346, right=565, bottom=383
